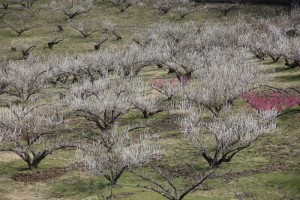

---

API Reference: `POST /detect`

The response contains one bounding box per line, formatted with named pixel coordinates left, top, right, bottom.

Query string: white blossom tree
left=2, top=56, right=53, bottom=102
left=284, top=38, right=300, bottom=68
left=49, top=0, right=94, bottom=19
left=112, top=45, right=158, bottom=77
left=262, top=25, right=289, bottom=62
left=68, top=52, right=114, bottom=82
left=151, top=0, right=194, bottom=20
left=47, top=32, right=64, bottom=49
left=5, top=14, right=35, bottom=36
left=107, top=0, right=142, bottom=13
left=242, top=7, right=300, bottom=63
left=79, top=124, right=161, bottom=184
left=102, top=19, right=122, bottom=40
left=0, top=68, right=8, bottom=96
left=175, top=46, right=277, bottom=168
left=171, top=0, right=195, bottom=20
left=45, top=51, right=121, bottom=86
left=42, top=54, right=76, bottom=85
left=11, top=39, right=37, bottom=60
left=133, top=21, right=249, bottom=82
left=22, top=5, right=40, bottom=18
left=152, top=0, right=173, bottom=15
left=142, top=22, right=201, bottom=80
left=78, top=123, right=162, bottom=199
left=0, top=101, right=74, bottom=170
left=182, top=47, right=267, bottom=116
left=68, top=77, right=134, bottom=131
left=0, top=56, right=75, bottom=170
left=130, top=166, right=213, bottom=200
left=70, top=17, right=100, bottom=38
left=130, top=78, right=163, bottom=118
left=180, top=105, right=278, bottom=168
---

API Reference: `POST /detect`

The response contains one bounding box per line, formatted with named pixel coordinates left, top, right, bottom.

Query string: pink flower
left=151, top=78, right=180, bottom=89
left=243, top=92, right=300, bottom=111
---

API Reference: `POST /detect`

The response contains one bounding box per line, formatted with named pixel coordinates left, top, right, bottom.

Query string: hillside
left=0, top=1, right=299, bottom=200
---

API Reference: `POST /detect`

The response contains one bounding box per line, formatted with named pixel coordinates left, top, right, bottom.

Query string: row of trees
left=3, top=2, right=300, bottom=67
left=241, top=7, right=300, bottom=67
left=3, top=0, right=192, bottom=18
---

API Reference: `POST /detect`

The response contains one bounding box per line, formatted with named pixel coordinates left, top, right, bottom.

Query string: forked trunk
left=269, top=54, right=280, bottom=62
left=48, top=42, right=55, bottom=49
left=3, top=3, right=8, bottom=9
left=25, top=154, right=47, bottom=170
left=285, top=59, right=299, bottom=68
left=142, top=110, right=149, bottom=119
left=168, top=68, right=176, bottom=74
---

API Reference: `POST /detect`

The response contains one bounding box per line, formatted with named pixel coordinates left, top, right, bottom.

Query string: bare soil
left=12, top=162, right=83, bottom=183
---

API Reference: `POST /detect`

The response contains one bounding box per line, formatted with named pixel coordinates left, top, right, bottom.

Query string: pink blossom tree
left=243, top=92, right=300, bottom=111
left=151, top=78, right=186, bottom=100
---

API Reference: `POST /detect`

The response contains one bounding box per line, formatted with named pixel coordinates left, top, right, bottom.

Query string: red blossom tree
left=243, top=92, right=300, bottom=111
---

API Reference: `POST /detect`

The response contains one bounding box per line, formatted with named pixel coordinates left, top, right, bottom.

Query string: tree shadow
left=0, top=160, right=29, bottom=176
left=278, top=107, right=300, bottom=120
left=273, top=66, right=292, bottom=73
left=275, top=74, right=300, bottom=82
left=50, top=174, right=109, bottom=199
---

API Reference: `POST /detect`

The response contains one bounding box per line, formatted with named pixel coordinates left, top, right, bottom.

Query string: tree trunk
left=168, top=68, right=176, bottom=74
left=72, top=75, right=79, bottom=83
left=57, top=25, right=63, bottom=32
left=22, top=51, right=30, bottom=60
left=94, top=44, right=101, bottom=50
left=94, top=38, right=108, bottom=51
left=289, top=61, right=299, bottom=68
left=112, top=31, right=122, bottom=40
left=285, top=59, right=300, bottom=68
left=156, top=63, right=164, bottom=69
left=269, top=54, right=280, bottom=62
left=177, top=71, right=192, bottom=84
left=28, top=161, right=39, bottom=170
left=48, top=42, right=55, bottom=49
left=272, top=57, right=280, bottom=62
left=3, top=3, right=8, bottom=9
left=26, top=156, right=45, bottom=170
left=254, top=52, right=265, bottom=60
left=143, top=110, right=149, bottom=119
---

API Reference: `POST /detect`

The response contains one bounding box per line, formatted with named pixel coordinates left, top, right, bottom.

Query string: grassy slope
left=0, top=1, right=299, bottom=200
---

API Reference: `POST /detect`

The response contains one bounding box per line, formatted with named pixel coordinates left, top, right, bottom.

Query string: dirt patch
left=0, top=152, right=21, bottom=163
left=150, top=115, right=180, bottom=134
left=113, top=190, right=145, bottom=199
left=142, top=165, right=199, bottom=179
left=12, top=162, right=83, bottom=183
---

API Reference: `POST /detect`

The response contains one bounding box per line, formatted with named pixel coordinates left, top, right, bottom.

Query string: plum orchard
left=1, top=3, right=300, bottom=200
